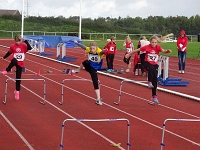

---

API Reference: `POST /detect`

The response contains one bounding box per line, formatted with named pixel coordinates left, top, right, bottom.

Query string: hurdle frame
left=2, top=78, right=46, bottom=104
left=114, top=79, right=147, bottom=105
left=158, top=55, right=169, bottom=80
left=29, top=39, right=39, bottom=52
left=59, top=118, right=131, bottom=150
left=58, top=79, right=100, bottom=105
left=160, top=118, right=200, bottom=150
left=157, top=55, right=189, bottom=86
left=56, top=43, right=66, bottom=60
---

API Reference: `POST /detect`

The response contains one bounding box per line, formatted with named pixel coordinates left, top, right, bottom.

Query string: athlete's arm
left=161, top=49, right=172, bottom=53
left=24, top=40, right=32, bottom=50
left=74, top=40, right=86, bottom=50
left=3, top=51, right=12, bottom=59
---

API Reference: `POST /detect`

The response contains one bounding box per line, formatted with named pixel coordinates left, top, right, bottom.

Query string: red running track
left=0, top=39, right=200, bottom=150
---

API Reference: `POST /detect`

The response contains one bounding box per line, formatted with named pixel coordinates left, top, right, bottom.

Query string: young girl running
left=1, top=34, right=32, bottom=100
left=125, top=36, right=172, bottom=104
left=72, top=41, right=106, bottom=105
left=123, top=36, right=134, bottom=72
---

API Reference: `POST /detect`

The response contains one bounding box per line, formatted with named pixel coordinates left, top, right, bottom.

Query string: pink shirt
left=140, top=44, right=162, bottom=65
left=9, top=42, right=28, bottom=67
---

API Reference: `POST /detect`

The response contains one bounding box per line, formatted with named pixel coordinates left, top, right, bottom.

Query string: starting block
left=56, top=43, right=77, bottom=62
left=157, top=55, right=189, bottom=86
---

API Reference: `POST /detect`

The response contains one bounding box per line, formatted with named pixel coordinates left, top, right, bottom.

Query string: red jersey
left=9, top=42, right=28, bottom=67
left=140, top=44, right=162, bottom=65
left=104, top=42, right=116, bottom=54
left=176, top=30, right=188, bottom=52
left=124, top=42, right=133, bottom=54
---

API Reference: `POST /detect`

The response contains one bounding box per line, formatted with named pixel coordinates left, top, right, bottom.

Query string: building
left=0, top=9, right=21, bottom=16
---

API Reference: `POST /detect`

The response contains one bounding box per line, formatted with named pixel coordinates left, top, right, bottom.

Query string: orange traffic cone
left=38, top=69, right=41, bottom=75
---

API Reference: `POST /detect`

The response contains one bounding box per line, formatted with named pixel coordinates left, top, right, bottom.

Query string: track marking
left=23, top=69, right=200, bottom=147
left=0, top=111, right=34, bottom=150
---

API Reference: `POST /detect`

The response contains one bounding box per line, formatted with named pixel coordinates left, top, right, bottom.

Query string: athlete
left=104, top=36, right=117, bottom=73
left=125, top=36, right=172, bottom=104
left=72, top=40, right=106, bottom=105
left=1, top=34, right=32, bottom=100
left=123, top=36, right=134, bottom=72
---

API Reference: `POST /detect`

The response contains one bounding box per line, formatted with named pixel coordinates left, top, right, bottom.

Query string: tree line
left=0, top=14, right=200, bottom=38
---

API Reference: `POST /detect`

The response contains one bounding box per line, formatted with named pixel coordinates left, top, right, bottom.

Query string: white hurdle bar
left=58, top=79, right=100, bottom=105
left=2, top=78, right=46, bottom=104
left=158, top=55, right=169, bottom=80
left=59, top=118, right=131, bottom=150
left=57, top=43, right=66, bottom=60
left=114, top=79, right=148, bottom=105
left=160, top=118, right=200, bottom=149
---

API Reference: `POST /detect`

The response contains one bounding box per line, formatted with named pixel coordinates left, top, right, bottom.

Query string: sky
left=0, top=0, right=200, bottom=19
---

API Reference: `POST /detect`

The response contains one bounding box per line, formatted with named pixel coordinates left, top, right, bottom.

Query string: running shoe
left=135, top=70, right=138, bottom=75
left=14, top=90, right=20, bottom=100
left=152, top=96, right=159, bottom=104
left=181, top=70, right=185, bottom=74
left=148, top=82, right=154, bottom=88
left=178, top=70, right=182, bottom=74
left=1, top=70, right=7, bottom=75
left=96, top=98, right=102, bottom=105
left=71, top=69, right=80, bottom=73
left=107, top=69, right=112, bottom=73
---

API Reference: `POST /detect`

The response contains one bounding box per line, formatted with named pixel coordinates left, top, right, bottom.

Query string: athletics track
left=0, top=39, right=199, bottom=150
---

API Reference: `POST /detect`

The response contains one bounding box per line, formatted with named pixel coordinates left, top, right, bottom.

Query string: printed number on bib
left=126, top=48, right=132, bottom=53
left=14, top=53, right=25, bottom=61
left=110, top=47, right=114, bottom=51
left=148, top=54, right=158, bottom=62
left=88, top=54, right=100, bottom=63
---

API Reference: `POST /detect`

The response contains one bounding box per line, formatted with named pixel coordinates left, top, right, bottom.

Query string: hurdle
left=157, top=55, right=189, bottom=86
left=58, top=79, right=100, bottom=105
left=56, top=43, right=77, bottom=62
left=2, top=78, right=46, bottom=104
left=29, top=39, right=39, bottom=52
left=114, top=79, right=147, bottom=105
left=160, top=118, right=200, bottom=150
left=38, top=41, right=53, bottom=56
left=59, top=118, right=131, bottom=150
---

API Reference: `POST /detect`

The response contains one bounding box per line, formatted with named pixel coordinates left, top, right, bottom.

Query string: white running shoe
left=96, top=98, right=103, bottom=105
left=181, top=70, right=185, bottom=74
left=72, top=69, right=80, bottom=73
left=135, top=70, right=138, bottom=75
left=178, top=70, right=182, bottom=74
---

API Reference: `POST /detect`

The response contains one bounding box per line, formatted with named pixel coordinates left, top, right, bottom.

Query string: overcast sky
left=1, top=0, right=199, bottom=19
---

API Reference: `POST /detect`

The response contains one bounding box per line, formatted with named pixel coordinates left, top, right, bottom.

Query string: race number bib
left=147, top=54, right=158, bottom=62
left=14, top=53, right=25, bottom=61
left=126, top=48, right=132, bottom=53
left=88, top=54, right=101, bottom=63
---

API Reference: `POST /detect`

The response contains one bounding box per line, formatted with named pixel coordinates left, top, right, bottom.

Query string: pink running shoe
left=14, top=90, right=20, bottom=100
left=1, top=70, right=7, bottom=75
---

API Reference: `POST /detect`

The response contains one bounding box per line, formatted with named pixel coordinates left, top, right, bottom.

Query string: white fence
left=0, top=30, right=198, bottom=42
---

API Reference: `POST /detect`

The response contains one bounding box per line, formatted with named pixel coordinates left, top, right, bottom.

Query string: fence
left=0, top=30, right=198, bottom=41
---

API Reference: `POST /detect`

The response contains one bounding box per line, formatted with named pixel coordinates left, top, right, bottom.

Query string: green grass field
left=82, top=41, right=200, bottom=59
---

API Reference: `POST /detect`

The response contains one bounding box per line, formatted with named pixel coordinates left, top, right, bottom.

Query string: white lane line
left=3, top=76, right=126, bottom=149
left=25, top=59, right=200, bottom=119
left=0, top=111, right=34, bottom=150
left=25, top=69, right=200, bottom=147
left=1, top=47, right=200, bottom=147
